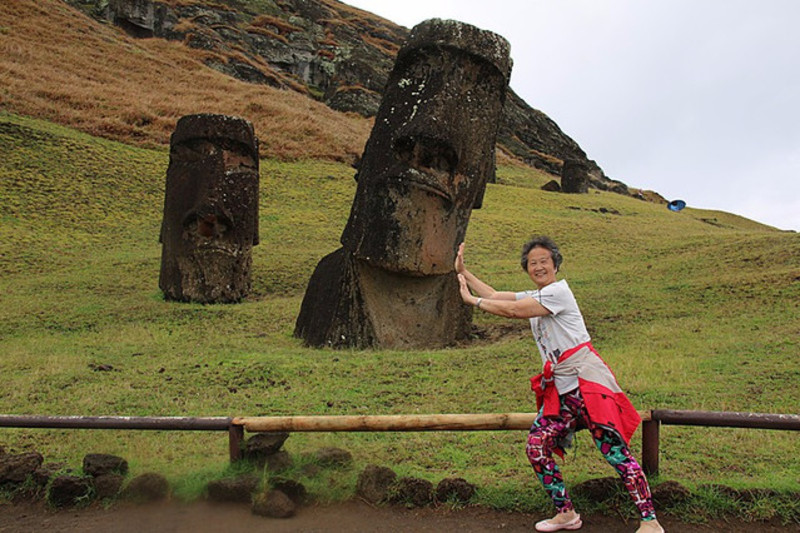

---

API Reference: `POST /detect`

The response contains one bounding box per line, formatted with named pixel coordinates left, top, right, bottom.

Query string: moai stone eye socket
left=393, top=136, right=458, bottom=175
left=182, top=211, right=232, bottom=240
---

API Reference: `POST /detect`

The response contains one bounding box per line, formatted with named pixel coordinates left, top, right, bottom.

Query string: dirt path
left=1, top=500, right=797, bottom=532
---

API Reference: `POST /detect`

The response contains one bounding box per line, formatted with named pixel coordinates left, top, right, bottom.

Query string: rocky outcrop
left=64, top=0, right=635, bottom=195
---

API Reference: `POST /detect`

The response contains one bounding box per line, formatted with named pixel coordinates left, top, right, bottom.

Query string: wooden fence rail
left=640, top=409, right=800, bottom=475
left=3, top=410, right=798, bottom=474
left=0, top=414, right=243, bottom=462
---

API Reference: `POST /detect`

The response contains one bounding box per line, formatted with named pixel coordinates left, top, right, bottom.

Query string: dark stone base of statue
left=294, top=249, right=472, bottom=349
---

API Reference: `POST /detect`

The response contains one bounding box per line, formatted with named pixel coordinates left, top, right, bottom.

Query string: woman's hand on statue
left=455, top=242, right=466, bottom=274
left=457, top=274, right=474, bottom=304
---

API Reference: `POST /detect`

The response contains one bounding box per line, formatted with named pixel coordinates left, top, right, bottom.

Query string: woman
left=456, top=237, right=663, bottom=533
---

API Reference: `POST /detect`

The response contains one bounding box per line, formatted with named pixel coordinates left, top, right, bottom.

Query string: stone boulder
left=94, top=473, right=125, bottom=500
left=244, top=432, right=290, bottom=465
left=252, top=489, right=295, bottom=518
left=121, top=472, right=169, bottom=502
left=541, top=179, right=561, bottom=192
left=436, top=477, right=475, bottom=504
left=206, top=475, right=259, bottom=503
left=47, top=475, right=94, bottom=508
left=107, top=0, right=158, bottom=38
left=0, top=452, right=44, bottom=485
left=32, top=462, right=66, bottom=488
left=271, top=479, right=308, bottom=505
left=389, top=476, right=434, bottom=508
left=326, top=86, right=381, bottom=117
left=83, top=453, right=129, bottom=477
left=356, top=464, right=397, bottom=504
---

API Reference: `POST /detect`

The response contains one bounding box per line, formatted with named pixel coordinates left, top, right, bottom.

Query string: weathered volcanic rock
left=356, top=465, right=397, bottom=504
left=83, top=453, right=129, bottom=477
left=0, top=452, right=43, bottom=485
left=252, top=489, right=295, bottom=518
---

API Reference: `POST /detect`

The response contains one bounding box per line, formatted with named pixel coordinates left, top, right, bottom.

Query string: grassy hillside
left=1, top=112, right=798, bottom=520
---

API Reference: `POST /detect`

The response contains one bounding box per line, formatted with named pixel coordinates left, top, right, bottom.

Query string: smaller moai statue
left=159, top=114, right=259, bottom=303
left=561, top=159, right=590, bottom=193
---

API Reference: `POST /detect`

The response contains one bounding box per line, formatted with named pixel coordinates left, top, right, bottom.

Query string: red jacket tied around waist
left=530, top=342, right=641, bottom=445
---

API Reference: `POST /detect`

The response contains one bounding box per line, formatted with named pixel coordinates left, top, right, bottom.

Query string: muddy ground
left=1, top=500, right=797, bottom=532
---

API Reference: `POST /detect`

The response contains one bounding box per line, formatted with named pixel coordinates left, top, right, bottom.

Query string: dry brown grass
left=0, top=0, right=371, bottom=161
left=246, top=24, right=289, bottom=43
left=362, top=36, right=400, bottom=55
left=528, top=148, right=563, bottom=166
left=334, top=84, right=377, bottom=95
left=320, top=0, right=407, bottom=32
left=251, top=14, right=302, bottom=35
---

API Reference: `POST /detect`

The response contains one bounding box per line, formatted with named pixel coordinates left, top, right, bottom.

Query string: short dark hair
left=520, top=236, right=563, bottom=272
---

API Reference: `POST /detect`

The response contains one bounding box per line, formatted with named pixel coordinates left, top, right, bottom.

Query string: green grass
left=1, top=112, right=799, bottom=520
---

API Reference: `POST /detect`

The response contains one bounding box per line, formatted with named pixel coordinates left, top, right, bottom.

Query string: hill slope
left=0, top=0, right=371, bottom=161
left=4, top=0, right=629, bottom=192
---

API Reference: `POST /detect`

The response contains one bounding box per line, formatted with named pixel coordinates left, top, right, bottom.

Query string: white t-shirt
left=516, top=279, right=591, bottom=368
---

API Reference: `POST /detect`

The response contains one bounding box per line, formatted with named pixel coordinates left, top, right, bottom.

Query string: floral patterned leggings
left=525, top=388, right=656, bottom=520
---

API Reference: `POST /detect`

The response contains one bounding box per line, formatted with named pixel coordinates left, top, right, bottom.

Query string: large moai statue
left=159, top=114, right=259, bottom=303
left=294, top=19, right=512, bottom=349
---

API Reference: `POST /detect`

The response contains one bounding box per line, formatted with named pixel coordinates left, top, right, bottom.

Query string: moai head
left=159, top=114, right=259, bottom=303
left=341, top=19, right=512, bottom=276
left=561, top=159, right=590, bottom=194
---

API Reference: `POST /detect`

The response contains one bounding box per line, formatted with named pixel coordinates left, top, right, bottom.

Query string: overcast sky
left=345, top=0, right=800, bottom=231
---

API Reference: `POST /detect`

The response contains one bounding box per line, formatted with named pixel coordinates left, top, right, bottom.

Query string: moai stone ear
left=159, top=114, right=260, bottom=304
left=294, top=19, right=511, bottom=349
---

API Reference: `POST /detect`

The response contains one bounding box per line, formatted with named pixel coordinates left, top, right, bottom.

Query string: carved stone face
left=341, top=19, right=511, bottom=276
left=159, top=114, right=259, bottom=303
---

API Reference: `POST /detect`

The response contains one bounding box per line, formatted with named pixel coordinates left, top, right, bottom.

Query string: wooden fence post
left=641, top=418, right=660, bottom=476
left=229, top=423, right=244, bottom=462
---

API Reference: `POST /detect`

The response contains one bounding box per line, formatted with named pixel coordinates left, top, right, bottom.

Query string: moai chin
left=159, top=114, right=259, bottom=303
left=295, top=19, right=512, bottom=349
